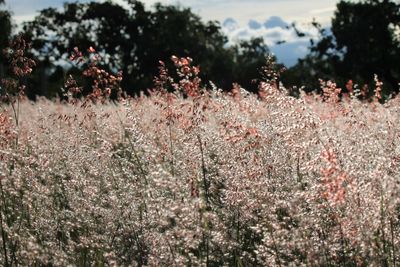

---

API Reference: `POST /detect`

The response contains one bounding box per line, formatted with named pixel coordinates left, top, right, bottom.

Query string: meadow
left=0, top=47, right=400, bottom=266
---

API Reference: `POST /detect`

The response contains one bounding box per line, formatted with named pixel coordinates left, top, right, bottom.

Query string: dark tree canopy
left=21, top=0, right=273, bottom=97
left=283, top=0, right=400, bottom=97
left=0, top=0, right=12, bottom=79
left=331, top=0, right=400, bottom=93
left=230, top=37, right=274, bottom=92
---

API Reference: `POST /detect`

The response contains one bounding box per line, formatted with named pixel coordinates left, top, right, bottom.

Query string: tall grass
left=0, top=50, right=399, bottom=266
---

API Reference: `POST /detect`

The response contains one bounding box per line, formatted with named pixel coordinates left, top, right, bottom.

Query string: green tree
left=283, top=0, right=400, bottom=96
left=22, top=0, right=242, bottom=96
left=23, top=2, right=130, bottom=97
left=332, top=0, right=400, bottom=94
left=0, top=0, right=12, bottom=79
left=232, top=37, right=275, bottom=93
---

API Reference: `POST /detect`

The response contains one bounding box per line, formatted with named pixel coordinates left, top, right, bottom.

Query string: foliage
left=21, top=1, right=271, bottom=97
left=0, top=34, right=35, bottom=139
left=284, top=0, right=400, bottom=96
left=231, top=37, right=278, bottom=93
left=0, top=0, right=12, bottom=79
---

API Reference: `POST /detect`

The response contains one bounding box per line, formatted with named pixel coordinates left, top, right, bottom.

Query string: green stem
left=391, top=217, right=396, bottom=267
left=197, top=134, right=209, bottom=206
left=0, top=179, right=9, bottom=267
left=168, top=121, right=175, bottom=178
left=268, top=226, right=282, bottom=267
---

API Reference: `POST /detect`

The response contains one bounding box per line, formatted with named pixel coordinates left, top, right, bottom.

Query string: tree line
left=1, top=0, right=399, bottom=99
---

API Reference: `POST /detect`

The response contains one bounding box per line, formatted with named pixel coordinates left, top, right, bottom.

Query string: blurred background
left=1, top=0, right=400, bottom=99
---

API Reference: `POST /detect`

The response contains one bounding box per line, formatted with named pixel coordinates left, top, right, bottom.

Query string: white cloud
left=221, top=16, right=322, bottom=66
left=223, top=17, right=319, bottom=45
left=310, top=6, right=336, bottom=15
left=7, top=0, right=339, bottom=28
left=137, top=0, right=338, bottom=26
left=13, top=14, right=35, bottom=25
left=5, top=0, right=94, bottom=25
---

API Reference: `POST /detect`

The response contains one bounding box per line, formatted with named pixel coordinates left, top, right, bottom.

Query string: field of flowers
left=0, top=43, right=400, bottom=266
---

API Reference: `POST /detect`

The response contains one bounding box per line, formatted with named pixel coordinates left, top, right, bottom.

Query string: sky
left=3, top=0, right=341, bottom=66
